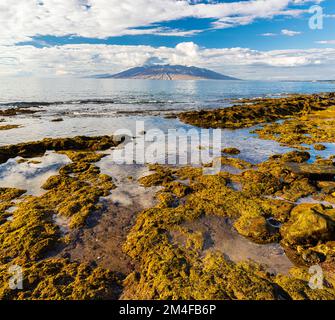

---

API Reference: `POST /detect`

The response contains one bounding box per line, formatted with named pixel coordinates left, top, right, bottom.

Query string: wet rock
left=0, top=124, right=21, bottom=131
left=222, top=147, right=241, bottom=155
left=179, top=93, right=335, bottom=129
left=317, top=181, right=335, bottom=195
left=281, top=204, right=335, bottom=247
left=0, top=107, right=41, bottom=117
left=270, top=151, right=311, bottom=163
left=0, top=258, right=123, bottom=300
left=234, top=215, right=279, bottom=244
left=315, top=144, right=327, bottom=151
left=253, top=105, right=335, bottom=147
left=285, top=162, right=335, bottom=181
left=0, top=135, right=120, bottom=164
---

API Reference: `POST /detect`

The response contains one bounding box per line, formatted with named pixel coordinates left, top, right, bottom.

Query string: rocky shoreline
left=0, top=92, right=335, bottom=300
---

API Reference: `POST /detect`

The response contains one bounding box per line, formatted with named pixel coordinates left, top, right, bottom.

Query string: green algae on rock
left=121, top=154, right=335, bottom=299
left=315, top=144, right=327, bottom=151
left=253, top=105, right=335, bottom=147
left=40, top=151, right=116, bottom=229
left=1, top=130, right=335, bottom=299
left=270, top=150, right=311, bottom=163
left=0, top=188, right=26, bottom=202
left=0, top=135, right=122, bottom=164
left=0, top=107, right=41, bottom=117
left=0, top=135, right=127, bottom=300
left=179, top=93, right=335, bottom=129
left=280, top=204, right=335, bottom=264
left=0, top=124, right=21, bottom=131
left=0, top=188, right=26, bottom=226
left=0, top=258, right=123, bottom=300
left=222, top=147, right=241, bottom=155
left=282, top=203, right=335, bottom=244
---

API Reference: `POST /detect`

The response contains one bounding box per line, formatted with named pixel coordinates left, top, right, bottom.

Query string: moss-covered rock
left=0, top=259, right=122, bottom=300
left=179, top=93, right=335, bottom=129
left=281, top=204, right=335, bottom=247
left=315, top=144, right=327, bottom=151
left=253, top=105, right=335, bottom=147
left=0, top=124, right=21, bottom=131
left=234, top=215, right=279, bottom=244
left=0, top=136, right=125, bottom=300
left=124, top=159, right=335, bottom=299
left=222, top=147, right=240, bottom=155
left=0, top=135, right=120, bottom=164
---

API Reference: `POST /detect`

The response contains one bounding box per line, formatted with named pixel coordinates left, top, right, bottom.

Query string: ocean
left=1, top=78, right=335, bottom=117
left=1, top=78, right=334, bottom=163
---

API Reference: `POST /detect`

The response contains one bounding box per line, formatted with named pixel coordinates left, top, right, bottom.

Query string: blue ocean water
left=0, top=78, right=334, bottom=117
left=0, top=78, right=334, bottom=163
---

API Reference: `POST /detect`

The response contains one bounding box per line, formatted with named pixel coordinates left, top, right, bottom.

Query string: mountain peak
left=92, top=65, right=239, bottom=80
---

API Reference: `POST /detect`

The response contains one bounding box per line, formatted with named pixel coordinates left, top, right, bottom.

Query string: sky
left=1, top=0, right=335, bottom=80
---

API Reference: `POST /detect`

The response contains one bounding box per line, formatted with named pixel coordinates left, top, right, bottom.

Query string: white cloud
left=261, top=33, right=277, bottom=36
left=281, top=29, right=302, bottom=36
left=316, top=40, right=335, bottom=44
left=292, top=0, right=324, bottom=4
left=0, top=0, right=317, bottom=45
left=1, top=42, right=333, bottom=79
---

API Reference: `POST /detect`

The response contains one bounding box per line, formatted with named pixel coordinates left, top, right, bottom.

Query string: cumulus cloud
left=1, top=42, right=333, bottom=78
left=0, top=1, right=327, bottom=80
left=0, top=0, right=318, bottom=45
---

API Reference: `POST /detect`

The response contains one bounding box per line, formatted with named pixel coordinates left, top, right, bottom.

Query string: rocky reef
left=1, top=92, right=335, bottom=300
left=179, top=93, right=335, bottom=129
left=0, top=107, right=41, bottom=117
left=253, top=105, right=335, bottom=148
left=121, top=152, right=335, bottom=299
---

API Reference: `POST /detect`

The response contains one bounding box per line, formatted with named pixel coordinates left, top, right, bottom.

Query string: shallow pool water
left=0, top=151, right=71, bottom=195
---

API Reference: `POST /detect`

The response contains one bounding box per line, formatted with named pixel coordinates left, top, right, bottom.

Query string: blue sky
left=1, top=0, right=335, bottom=79
left=22, top=0, right=335, bottom=51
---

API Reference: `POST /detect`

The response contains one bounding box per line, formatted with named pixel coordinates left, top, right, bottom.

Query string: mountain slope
left=93, top=65, right=239, bottom=80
